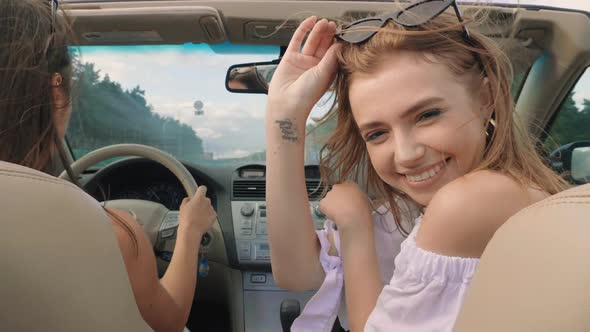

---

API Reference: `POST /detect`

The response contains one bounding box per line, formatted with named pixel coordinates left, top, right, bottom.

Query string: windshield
left=68, top=40, right=536, bottom=165
left=67, top=43, right=333, bottom=164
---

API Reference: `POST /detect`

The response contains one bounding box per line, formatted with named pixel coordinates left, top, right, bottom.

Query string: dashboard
left=231, top=165, right=326, bottom=265
left=79, top=157, right=323, bottom=270
left=83, top=159, right=213, bottom=211
left=76, top=157, right=327, bottom=332
left=107, top=182, right=184, bottom=210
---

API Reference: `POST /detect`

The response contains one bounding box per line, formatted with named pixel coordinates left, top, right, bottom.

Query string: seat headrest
left=0, top=161, right=152, bottom=332
left=454, top=183, right=590, bottom=332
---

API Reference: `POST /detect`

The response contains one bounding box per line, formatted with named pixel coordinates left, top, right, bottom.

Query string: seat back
left=454, top=184, right=590, bottom=332
left=0, top=161, right=152, bottom=332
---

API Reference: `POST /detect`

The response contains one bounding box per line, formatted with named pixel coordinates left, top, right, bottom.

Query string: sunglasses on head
left=335, top=0, right=471, bottom=44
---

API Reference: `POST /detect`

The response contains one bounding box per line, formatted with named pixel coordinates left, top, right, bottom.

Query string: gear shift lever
left=280, top=298, right=301, bottom=332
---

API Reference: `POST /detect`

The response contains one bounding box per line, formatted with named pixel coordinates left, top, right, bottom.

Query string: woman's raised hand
left=267, top=16, right=340, bottom=118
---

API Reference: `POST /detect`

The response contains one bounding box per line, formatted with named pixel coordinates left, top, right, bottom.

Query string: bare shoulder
left=106, top=209, right=158, bottom=281
left=416, top=170, right=548, bottom=258
left=107, top=208, right=151, bottom=257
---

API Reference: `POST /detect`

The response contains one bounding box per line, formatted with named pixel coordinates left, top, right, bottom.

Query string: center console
left=231, top=201, right=325, bottom=264
left=231, top=165, right=327, bottom=331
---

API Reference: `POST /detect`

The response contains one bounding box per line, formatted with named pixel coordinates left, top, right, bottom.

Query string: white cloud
left=148, top=99, right=265, bottom=137
left=573, top=95, right=586, bottom=109
left=217, top=149, right=251, bottom=159
left=195, top=127, right=223, bottom=139
left=571, top=69, right=590, bottom=109
left=79, top=54, right=138, bottom=83
left=198, top=101, right=259, bottom=120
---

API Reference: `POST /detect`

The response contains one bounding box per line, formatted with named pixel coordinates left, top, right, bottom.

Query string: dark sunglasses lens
left=396, top=0, right=452, bottom=26
left=338, top=19, right=383, bottom=43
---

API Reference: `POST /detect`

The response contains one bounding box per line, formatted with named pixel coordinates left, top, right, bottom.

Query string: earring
left=485, top=118, right=496, bottom=137
left=51, top=73, right=62, bottom=87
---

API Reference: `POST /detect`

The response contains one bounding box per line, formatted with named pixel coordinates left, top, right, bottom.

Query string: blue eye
left=365, top=130, right=385, bottom=142
left=417, top=109, right=442, bottom=122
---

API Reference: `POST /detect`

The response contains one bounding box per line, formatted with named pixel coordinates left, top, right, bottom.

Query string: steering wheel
left=59, top=144, right=200, bottom=247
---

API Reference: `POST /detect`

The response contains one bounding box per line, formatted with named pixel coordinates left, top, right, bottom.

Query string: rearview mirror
left=225, top=59, right=279, bottom=94
left=549, top=140, right=590, bottom=184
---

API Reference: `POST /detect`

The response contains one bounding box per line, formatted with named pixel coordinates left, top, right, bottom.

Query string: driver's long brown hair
left=319, top=11, right=569, bottom=235
left=0, top=0, right=138, bottom=254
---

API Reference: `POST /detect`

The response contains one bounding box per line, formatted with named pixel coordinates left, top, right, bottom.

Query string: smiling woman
left=264, top=4, right=570, bottom=331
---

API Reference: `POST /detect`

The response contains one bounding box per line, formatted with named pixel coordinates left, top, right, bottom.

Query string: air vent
left=306, top=180, right=327, bottom=200
left=233, top=179, right=327, bottom=200
left=233, top=180, right=265, bottom=200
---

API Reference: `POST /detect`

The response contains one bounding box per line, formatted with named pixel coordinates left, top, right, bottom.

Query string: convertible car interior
left=1, top=1, right=589, bottom=331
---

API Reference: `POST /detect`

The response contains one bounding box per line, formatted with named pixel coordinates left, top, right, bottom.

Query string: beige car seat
left=0, top=161, right=152, bottom=332
left=454, top=183, right=590, bottom=332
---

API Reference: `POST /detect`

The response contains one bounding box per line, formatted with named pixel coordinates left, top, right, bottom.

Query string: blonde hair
left=319, top=11, right=569, bottom=235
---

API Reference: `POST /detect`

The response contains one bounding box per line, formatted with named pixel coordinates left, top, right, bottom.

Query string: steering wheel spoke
left=159, top=210, right=180, bottom=239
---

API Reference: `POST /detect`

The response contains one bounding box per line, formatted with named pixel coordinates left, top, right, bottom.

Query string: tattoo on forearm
left=275, top=119, right=298, bottom=143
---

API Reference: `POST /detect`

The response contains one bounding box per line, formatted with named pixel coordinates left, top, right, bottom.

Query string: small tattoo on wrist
left=275, top=119, right=298, bottom=143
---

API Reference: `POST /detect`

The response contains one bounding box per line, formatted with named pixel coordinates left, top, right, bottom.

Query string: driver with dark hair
left=0, top=1, right=216, bottom=331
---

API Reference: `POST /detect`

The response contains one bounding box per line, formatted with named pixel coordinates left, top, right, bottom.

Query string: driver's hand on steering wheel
left=178, top=185, right=217, bottom=239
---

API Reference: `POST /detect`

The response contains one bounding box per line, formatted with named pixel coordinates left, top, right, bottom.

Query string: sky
left=573, top=70, right=590, bottom=107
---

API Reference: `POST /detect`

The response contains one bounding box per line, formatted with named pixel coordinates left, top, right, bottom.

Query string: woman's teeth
left=405, top=163, right=445, bottom=183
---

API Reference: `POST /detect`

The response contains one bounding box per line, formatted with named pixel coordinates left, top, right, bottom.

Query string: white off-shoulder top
left=292, top=209, right=479, bottom=332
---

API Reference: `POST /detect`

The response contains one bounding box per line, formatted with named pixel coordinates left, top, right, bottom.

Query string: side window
left=545, top=68, right=590, bottom=149
left=544, top=68, right=590, bottom=183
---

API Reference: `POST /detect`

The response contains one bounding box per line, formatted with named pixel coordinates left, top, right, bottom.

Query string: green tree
left=545, top=92, right=590, bottom=152
left=128, top=86, right=148, bottom=109
left=68, top=60, right=204, bottom=162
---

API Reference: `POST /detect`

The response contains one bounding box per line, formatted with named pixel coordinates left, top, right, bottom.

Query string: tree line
left=67, top=61, right=204, bottom=163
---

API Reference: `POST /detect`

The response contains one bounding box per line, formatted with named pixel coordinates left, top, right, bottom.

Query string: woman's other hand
left=319, top=181, right=373, bottom=232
